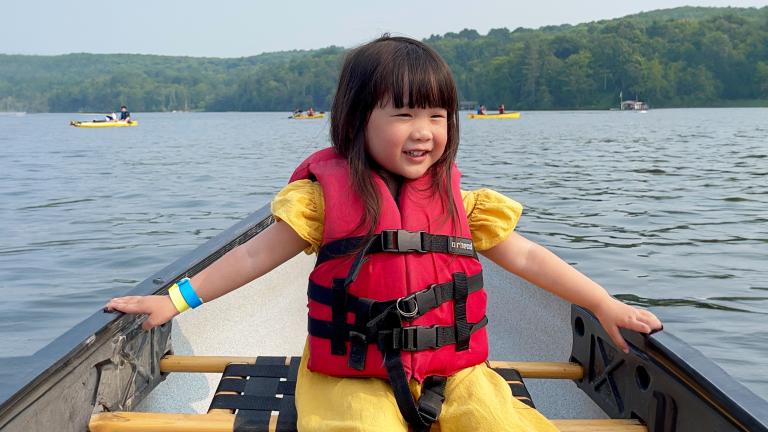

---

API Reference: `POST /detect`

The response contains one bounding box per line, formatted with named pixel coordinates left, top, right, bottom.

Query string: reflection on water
left=0, top=109, right=766, bottom=398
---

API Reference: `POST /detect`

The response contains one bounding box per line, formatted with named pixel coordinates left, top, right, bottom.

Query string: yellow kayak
left=290, top=113, right=325, bottom=119
left=70, top=120, right=138, bottom=128
left=467, top=112, right=521, bottom=119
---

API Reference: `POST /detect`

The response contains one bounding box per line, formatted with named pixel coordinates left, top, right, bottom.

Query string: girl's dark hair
left=330, top=35, right=460, bottom=238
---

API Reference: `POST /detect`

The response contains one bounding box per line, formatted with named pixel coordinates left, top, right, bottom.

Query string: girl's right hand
left=593, top=296, right=662, bottom=353
left=105, top=295, right=179, bottom=331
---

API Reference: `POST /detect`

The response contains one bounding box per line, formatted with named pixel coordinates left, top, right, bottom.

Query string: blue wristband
left=177, top=277, right=203, bottom=309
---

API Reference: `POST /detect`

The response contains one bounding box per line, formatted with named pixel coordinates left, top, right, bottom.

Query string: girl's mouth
left=404, top=150, right=428, bottom=158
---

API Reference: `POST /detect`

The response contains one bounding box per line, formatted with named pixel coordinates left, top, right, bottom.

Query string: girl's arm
left=481, top=231, right=661, bottom=353
left=106, top=220, right=310, bottom=330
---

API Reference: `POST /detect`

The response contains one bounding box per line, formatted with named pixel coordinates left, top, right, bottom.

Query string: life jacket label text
left=449, top=238, right=475, bottom=255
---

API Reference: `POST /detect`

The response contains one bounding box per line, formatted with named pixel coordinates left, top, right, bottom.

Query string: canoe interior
left=1, top=205, right=767, bottom=432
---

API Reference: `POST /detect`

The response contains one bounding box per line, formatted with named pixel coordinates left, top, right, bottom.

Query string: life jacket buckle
left=418, top=400, right=441, bottom=424
left=382, top=229, right=426, bottom=253
left=396, top=295, right=419, bottom=319
left=349, top=330, right=367, bottom=344
left=399, top=325, right=437, bottom=351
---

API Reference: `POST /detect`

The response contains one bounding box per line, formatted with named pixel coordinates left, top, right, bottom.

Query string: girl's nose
left=411, top=122, right=433, bottom=141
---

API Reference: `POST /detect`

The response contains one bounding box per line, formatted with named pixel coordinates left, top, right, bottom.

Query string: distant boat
left=290, top=113, right=325, bottom=120
left=620, top=100, right=649, bottom=111
left=70, top=120, right=138, bottom=128
left=467, top=112, right=521, bottom=119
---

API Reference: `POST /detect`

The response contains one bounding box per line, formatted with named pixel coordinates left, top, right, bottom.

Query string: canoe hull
left=0, top=318, right=170, bottom=432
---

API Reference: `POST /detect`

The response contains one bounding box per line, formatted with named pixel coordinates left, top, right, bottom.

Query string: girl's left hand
left=593, top=297, right=662, bottom=353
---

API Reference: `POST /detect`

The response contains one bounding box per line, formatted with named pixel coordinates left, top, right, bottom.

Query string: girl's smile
left=365, top=101, right=448, bottom=179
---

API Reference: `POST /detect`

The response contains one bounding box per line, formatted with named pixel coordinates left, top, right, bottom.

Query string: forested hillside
left=1, top=6, right=766, bottom=112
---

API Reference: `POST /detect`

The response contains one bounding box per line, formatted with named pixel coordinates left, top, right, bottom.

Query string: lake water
left=1, top=110, right=766, bottom=399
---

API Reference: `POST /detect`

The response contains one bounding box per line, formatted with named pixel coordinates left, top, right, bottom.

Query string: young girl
left=107, top=35, right=661, bottom=431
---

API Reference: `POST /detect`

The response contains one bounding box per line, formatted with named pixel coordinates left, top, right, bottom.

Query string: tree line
left=1, top=6, right=766, bottom=113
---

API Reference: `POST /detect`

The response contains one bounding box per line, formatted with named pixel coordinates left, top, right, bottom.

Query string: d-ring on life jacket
left=289, top=148, right=489, bottom=431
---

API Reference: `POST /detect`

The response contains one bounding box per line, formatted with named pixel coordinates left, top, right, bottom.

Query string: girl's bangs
left=374, top=45, right=456, bottom=110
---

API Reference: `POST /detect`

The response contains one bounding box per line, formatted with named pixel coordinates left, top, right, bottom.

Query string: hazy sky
left=3, top=0, right=766, bottom=57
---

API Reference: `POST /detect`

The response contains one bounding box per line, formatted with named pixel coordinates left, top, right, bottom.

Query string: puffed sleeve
left=461, top=188, right=523, bottom=252
left=271, top=179, right=325, bottom=254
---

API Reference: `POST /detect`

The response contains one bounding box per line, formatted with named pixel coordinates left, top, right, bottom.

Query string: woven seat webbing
left=208, top=356, right=535, bottom=431
left=208, top=356, right=301, bottom=432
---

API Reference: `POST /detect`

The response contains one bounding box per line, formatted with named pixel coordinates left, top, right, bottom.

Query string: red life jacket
left=289, top=148, right=489, bottom=383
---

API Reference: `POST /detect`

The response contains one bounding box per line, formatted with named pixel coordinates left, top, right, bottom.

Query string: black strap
left=380, top=316, right=488, bottom=352
left=330, top=278, right=347, bottom=355
left=217, top=377, right=295, bottom=395
left=316, top=230, right=476, bottom=267
left=329, top=236, right=379, bottom=355
left=417, top=376, right=448, bottom=429
left=453, top=272, right=471, bottom=351
left=348, top=298, right=375, bottom=370
left=316, top=236, right=363, bottom=266
left=309, top=315, right=489, bottom=351
left=383, top=351, right=445, bottom=431
left=308, top=271, right=484, bottom=321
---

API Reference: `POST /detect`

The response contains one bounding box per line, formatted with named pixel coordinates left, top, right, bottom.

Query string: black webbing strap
left=381, top=316, right=488, bottom=352
left=309, top=315, right=489, bottom=351
left=216, top=377, right=295, bottom=395
left=315, top=230, right=476, bottom=267
left=307, top=271, right=484, bottom=321
left=383, top=350, right=446, bottom=432
left=417, top=375, right=448, bottom=429
left=330, top=278, right=347, bottom=355
left=453, top=272, right=471, bottom=351
left=315, top=236, right=361, bottom=267
left=329, top=236, right=379, bottom=356
left=348, top=298, right=375, bottom=370
left=398, top=272, right=483, bottom=319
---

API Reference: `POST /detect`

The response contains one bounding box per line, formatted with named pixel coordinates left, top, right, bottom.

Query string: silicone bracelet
left=177, top=277, right=203, bottom=309
left=168, top=283, right=190, bottom=313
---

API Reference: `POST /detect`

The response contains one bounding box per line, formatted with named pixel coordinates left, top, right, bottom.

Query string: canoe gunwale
left=571, top=306, right=768, bottom=431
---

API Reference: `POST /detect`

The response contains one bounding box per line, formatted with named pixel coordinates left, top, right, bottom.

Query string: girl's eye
left=431, top=114, right=447, bottom=119
left=394, top=113, right=412, bottom=118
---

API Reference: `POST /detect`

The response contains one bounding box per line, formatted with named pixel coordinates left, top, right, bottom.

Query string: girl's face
left=365, top=100, right=448, bottom=180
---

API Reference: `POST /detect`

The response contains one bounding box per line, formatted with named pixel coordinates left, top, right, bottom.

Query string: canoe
left=467, top=112, right=521, bottom=119
left=1, top=204, right=767, bottom=432
left=70, top=120, right=138, bottom=128
left=290, top=113, right=325, bottom=119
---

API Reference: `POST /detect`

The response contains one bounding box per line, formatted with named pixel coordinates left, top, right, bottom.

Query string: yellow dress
left=271, top=180, right=558, bottom=432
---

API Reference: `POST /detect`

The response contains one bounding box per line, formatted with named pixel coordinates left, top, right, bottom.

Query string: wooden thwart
left=552, top=419, right=647, bottom=432
left=159, top=355, right=584, bottom=380
left=89, top=412, right=645, bottom=432
left=90, top=412, right=235, bottom=432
